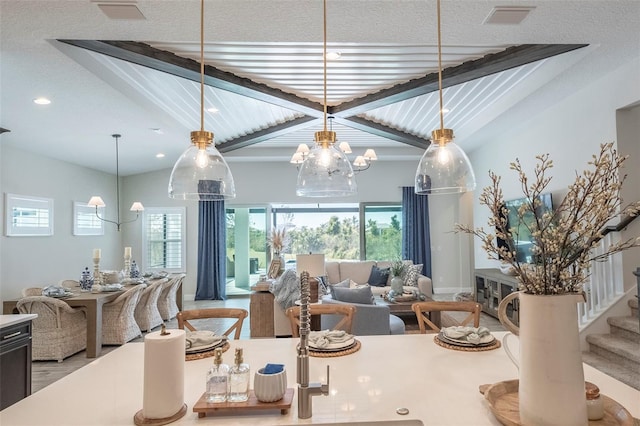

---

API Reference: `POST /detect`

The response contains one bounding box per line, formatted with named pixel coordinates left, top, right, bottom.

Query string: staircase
left=582, top=298, right=640, bottom=390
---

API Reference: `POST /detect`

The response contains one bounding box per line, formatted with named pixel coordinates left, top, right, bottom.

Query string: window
left=5, top=193, right=54, bottom=236
left=361, top=203, right=402, bottom=260
left=73, top=201, right=104, bottom=235
left=142, top=207, right=185, bottom=272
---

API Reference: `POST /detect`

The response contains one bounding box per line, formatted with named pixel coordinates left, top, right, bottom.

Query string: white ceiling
left=1, top=1, right=639, bottom=176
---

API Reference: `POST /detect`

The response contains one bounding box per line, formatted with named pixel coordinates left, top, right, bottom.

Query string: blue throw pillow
left=331, top=285, right=374, bottom=305
left=368, top=265, right=390, bottom=287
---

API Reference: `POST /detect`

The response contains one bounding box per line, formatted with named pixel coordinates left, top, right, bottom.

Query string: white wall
left=469, top=57, right=640, bottom=290
left=0, top=145, right=123, bottom=300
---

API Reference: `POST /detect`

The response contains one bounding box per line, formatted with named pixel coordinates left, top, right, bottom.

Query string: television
left=496, top=193, right=554, bottom=264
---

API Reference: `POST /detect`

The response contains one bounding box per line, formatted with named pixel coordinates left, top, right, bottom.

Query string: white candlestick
left=93, top=248, right=101, bottom=260
left=124, top=247, right=131, bottom=258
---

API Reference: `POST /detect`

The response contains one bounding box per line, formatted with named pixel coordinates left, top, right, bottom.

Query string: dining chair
left=22, top=287, right=43, bottom=297
left=59, top=279, right=79, bottom=288
left=102, top=285, right=145, bottom=345
left=177, top=308, right=248, bottom=340
left=134, top=278, right=166, bottom=332
left=16, top=296, right=87, bottom=362
left=285, top=304, right=357, bottom=338
left=157, top=274, right=185, bottom=321
left=411, top=301, right=482, bottom=334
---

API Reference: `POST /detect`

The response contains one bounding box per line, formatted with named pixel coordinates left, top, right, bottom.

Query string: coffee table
left=376, top=295, right=441, bottom=327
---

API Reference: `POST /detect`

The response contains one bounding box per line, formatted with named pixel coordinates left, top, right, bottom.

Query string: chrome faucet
left=297, top=271, right=329, bottom=419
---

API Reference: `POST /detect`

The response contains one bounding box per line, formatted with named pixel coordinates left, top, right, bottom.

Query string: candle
left=124, top=247, right=131, bottom=258
left=93, top=248, right=101, bottom=260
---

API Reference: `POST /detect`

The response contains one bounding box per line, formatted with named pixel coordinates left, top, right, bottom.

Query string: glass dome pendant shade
left=168, top=130, right=236, bottom=200
left=296, top=130, right=357, bottom=197
left=415, top=128, right=476, bottom=195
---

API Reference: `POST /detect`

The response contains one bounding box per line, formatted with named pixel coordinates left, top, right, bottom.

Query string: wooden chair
left=177, top=308, right=248, bottom=340
left=285, top=304, right=356, bottom=338
left=157, top=274, right=185, bottom=321
left=16, top=296, right=87, bottom=362
left=411, top=301, right=482, bottom=334
left=134, top=279, right=166, bottom=332
left=102, top=285, right=145, bottom=345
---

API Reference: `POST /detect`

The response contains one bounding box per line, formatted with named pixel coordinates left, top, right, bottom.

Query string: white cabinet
left=474, top=269, right=519, bottom=326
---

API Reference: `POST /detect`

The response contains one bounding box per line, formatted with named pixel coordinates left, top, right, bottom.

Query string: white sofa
left=272, top=260, right=432, bottom=336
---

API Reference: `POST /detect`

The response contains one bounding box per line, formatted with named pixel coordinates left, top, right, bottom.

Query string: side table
left=250, top=282, right=275, bottom=338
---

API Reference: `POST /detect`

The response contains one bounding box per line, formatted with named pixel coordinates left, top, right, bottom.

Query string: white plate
left=308, top=337, right=355, bottom=351
left=185, top=339, right=224, bottom=354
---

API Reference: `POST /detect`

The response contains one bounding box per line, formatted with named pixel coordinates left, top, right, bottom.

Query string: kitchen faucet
left=296, top=271, right=329, bottom=419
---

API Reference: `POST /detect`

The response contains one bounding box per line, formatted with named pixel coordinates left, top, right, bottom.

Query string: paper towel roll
left=142, top=328, right=185, bottom=419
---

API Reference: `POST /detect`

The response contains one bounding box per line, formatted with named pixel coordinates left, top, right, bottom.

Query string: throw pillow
left=367, top=265, right=390, bottom=287
left=402, top=263, right=423, bottom=287
left=331, top=284, right=375, bottom=305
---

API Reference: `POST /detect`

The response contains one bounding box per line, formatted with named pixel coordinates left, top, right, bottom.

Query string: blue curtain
left=401, top=186, right=432, bottom=279
left=195, top=180, right=227, bottom=300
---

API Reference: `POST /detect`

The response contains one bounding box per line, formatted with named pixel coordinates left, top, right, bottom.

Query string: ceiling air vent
left=96, top=3, right=146, bottom=20
left=484, top=6, right=535, bottom=25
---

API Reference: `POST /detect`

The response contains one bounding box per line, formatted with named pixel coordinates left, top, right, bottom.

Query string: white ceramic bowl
left=253, top=367, right=287, bottom=403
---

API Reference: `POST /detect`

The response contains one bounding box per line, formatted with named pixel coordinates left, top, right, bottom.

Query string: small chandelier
left=87, top=134, right=144, bottom=231
left=414, top=0, right=476, bottom=195
left=167, top=0, right=235, bottom=201
left=296, top=0, right=356, bottom=198
left=292, top=117, right=377, bottom=174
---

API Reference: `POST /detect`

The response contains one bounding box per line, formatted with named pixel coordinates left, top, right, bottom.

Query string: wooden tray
left=479, top=380, right=634, bottom=426
left=192, top=388, right=294, bottom=417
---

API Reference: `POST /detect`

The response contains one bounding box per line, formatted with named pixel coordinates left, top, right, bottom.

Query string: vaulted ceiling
left=1, top=1, right=638, bottom=176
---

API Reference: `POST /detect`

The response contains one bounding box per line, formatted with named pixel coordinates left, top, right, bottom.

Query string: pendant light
left=88, top=134, right=144, bottom=231
left=168, top=0, right=235, bottom=201
left=414, top=0, right=476, bottom=195
left=296, top=0, right=356, bottom=198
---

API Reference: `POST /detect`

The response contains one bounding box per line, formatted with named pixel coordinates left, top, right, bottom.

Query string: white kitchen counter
left=0, top=314, right=37, bottom=328
left=1, top=332, right=638, bottom=425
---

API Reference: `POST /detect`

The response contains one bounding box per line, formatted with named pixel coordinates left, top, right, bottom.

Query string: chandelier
left=295, top=0, right=356, bottom=198
left=414, top=0, right=476, bottom=195
left=167, top=0, right=235, bottom=201
left=87, top=134, right=144, bottom=231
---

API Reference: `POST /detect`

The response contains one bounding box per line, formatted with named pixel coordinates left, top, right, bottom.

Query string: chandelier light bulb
left=196, top=148, right=209, bottom=168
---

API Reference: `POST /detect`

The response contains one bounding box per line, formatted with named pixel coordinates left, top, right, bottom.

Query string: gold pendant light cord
left=200, top=0, right=205, bottom=133
left=323, top=0, right=328, bottom=132
left=437, top=0, right=444, bottom=133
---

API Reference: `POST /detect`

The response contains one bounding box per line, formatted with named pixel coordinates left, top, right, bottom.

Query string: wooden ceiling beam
left=332, top=116, right=429, bottom=149
left=58, top=39, right=325, bottom=117
left=329, top=44, right=588, bottom=117
left=217, top=116, right=319, bottom=153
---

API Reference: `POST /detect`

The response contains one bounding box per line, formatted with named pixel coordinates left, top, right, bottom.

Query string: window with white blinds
left=5, top=193, right=54, bottom=236
left=142, top=207, right=185, bottom=272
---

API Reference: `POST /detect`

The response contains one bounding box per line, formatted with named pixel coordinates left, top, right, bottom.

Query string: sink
left=290, top=422, right=423, bottom=426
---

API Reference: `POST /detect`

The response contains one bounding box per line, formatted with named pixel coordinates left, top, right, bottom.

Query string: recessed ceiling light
left=484, top=6, right=535, bottom=25
left=156, top=153, right=165, bottom=158
left=150, top=128, right=163, bottom=134
left=326, top=51, right=341, bottom=60
left=207, top=107, right=219, bottom=113
left=441, top=108, right=450, bottom=114
left=33, top=97, right=51, bottom=105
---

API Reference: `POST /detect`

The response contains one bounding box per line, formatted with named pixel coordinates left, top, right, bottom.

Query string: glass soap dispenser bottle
left=206, top=348, right=229, bottom=403
left=228, top=348, right=250, bottom=402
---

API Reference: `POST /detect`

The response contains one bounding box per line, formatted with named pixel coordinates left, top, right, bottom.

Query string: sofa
left=272, top=260, right=432, bottom=336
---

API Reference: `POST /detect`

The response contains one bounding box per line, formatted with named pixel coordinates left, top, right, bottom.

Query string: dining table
left=2, top=275, right=182, bottom=358
left=0, top=332, right=638, bottom=425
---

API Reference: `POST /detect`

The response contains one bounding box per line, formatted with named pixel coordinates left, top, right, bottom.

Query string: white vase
left=390, top=276, right=404, bottom=294
left=499, top=292, right=588, bottom=426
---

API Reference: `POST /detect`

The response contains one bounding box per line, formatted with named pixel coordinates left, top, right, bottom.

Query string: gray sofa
left=272, top=260, right=431, bottom=336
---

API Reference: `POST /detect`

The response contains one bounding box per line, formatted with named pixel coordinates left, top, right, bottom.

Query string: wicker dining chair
left=411, top=301, right=482, bottom=334
left=21, top=287, right=43, bottom=297
left=102, top=285, right=145, bottom=345
left=285, top=304, right=357, bottom=338
left=16, top=296, right=87, bottom=362
left=157, top=274, right=185, bottom=321
left=177, top=308, right=248, bottom=340
left=134, top=279, right=166, bottom=332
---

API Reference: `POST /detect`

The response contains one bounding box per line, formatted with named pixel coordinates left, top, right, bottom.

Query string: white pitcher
left=498, top=291, right=588, bottom=426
